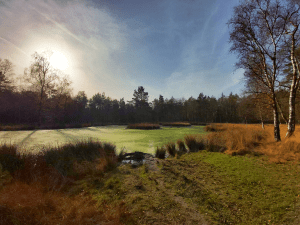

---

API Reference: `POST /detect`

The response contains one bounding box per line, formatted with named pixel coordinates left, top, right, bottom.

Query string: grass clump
left=43, top=140, right=118, bottom=177
left=176, top=139, right=187, bottom=154
left=155, top=146, right=166, bottom=159
left=165, top=142, right=177, bottom=157
left=127, top=123, right=161, bottom=130
left=184, top=135, right=205, bottom=152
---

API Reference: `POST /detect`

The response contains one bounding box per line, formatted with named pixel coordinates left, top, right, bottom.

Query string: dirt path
left=119, top=156, right=211, bottom=224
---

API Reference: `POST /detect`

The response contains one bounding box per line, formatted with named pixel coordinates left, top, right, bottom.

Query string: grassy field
left=2, top=123, right=300, bottom=224
left=0, top=125, right=206, bottom=154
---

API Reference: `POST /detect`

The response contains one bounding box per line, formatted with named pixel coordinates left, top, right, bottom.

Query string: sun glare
left=50, top=51, right=69, bottom=71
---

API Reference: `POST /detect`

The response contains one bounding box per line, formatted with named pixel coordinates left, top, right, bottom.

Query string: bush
left=165, top=142, right=176, bottom=157
left=127, top=123, right=161, bottom=130
left=155, top=147, right=166, bottom=159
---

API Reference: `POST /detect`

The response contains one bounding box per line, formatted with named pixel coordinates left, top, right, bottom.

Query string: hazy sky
left=0, top=0, right=244, bottom=101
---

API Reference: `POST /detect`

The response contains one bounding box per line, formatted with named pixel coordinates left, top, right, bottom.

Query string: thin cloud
left=0, top=36, right=30, bottom=58
left=31, top=8, right=98, bottom=51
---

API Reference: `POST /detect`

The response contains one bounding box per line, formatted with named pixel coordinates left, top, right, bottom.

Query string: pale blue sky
left=0, top=0, right=243, bottom=101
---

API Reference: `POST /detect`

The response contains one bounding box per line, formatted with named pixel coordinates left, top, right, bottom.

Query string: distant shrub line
left=0, top=122, right=131, bottom=131
left=127, top=123, right=161, bottom=130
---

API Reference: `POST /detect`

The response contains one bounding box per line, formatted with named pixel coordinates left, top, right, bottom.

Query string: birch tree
left=283, top=1, right=300, bottom=137
left=229, top=0, right=288, bottom=141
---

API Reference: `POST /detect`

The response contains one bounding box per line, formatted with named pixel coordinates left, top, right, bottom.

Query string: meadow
left=2, top=123, right=300, bottom=224
left=0, top=125, right=206, bottom=154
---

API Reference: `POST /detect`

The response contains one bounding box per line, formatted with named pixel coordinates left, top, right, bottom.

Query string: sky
left=0, top=0, right=244, bottom=102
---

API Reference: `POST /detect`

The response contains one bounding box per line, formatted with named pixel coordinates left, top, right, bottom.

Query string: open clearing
left=0, top=125, right=205, bottom=154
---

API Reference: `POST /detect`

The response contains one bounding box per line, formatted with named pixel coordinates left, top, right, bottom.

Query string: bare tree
left=0, top=58, right=14, bottom=92
left=24, top=52, right=58, bottom=126
left=229, top=0, right=288, bottom=141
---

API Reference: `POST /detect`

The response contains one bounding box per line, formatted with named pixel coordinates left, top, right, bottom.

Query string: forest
left=0, top=54, right=299, bottom=129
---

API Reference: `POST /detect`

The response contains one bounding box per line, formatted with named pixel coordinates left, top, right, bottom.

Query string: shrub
left=165, top=142, right=177, bottom=157
left=127, top=123, right=161, bottom=130
left=155, top=146, right=166, bottom=159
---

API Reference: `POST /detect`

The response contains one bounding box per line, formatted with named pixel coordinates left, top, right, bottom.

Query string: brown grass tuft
left=184, top=135, right=205, bottom=152
left=155, top=146, right=166, bottom=159
left=176, top=139, right=187, bottom=154
left=165, top=142, right=177, bottom=157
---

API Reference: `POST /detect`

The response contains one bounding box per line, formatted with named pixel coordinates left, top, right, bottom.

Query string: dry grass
left=204, top=124, right=267, bottom=155
left=184, top=135, right=205, bottom=152
left=204, top=123, right=300, bottom=162
left=0, top=181, right=125, bottom=225
left=165, top=142, right=177, bottom=157
left=0, top=140, right=125, bottom=224
left=155, top=146, right=166, bottom=159
left=126, top=123, right=161, bottom=130
left=176, top=139, right=187, bottom=154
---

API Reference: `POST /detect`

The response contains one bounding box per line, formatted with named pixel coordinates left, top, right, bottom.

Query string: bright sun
left=49, top=51, right=69, bottom=71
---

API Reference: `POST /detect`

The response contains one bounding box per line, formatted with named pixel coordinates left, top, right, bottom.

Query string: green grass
left=79, top=151, right=300, bottom=224
left=0, top=125, right=206, bottom=154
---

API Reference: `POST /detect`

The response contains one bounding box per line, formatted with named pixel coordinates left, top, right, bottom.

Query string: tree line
left=1, top=52, right=299, bottom=127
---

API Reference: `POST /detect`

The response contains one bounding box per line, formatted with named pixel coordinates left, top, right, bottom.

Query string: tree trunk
left=286, top=24, right=299, bottom=138
left=273, top=100, right=281, bottom=142
left=286, top=88, right=296, bottom=137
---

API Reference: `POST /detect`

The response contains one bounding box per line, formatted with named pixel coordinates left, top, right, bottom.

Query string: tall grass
left=176, top=139, right=187, bottom=154
left=0, top=140, right=118, bottom=182
left=165, top=142, right=177, bottom=157
left=155, top=146, right=166, bottom=159
left=0, top=140, right=122, bottom=224
left=184, top=135, right=205, bottom=152
left=0, top=144, right=23, bottom=174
